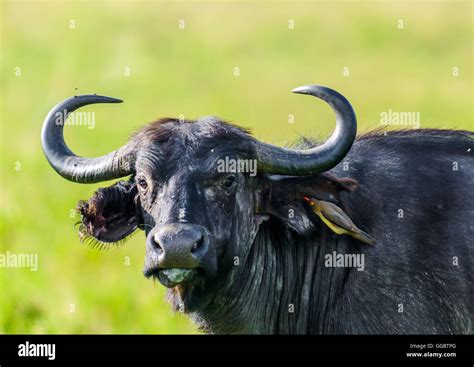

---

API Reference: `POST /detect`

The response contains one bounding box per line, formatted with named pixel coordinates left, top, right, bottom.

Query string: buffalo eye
left=137, top=177, right=149, bottom=192
left=221, top=174, right=236, bottom=190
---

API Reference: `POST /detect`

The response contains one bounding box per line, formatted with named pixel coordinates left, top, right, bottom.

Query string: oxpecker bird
left=304, top=196, right=376, bottom=245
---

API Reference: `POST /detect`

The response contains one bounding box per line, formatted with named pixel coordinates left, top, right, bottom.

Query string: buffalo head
left=41, top=85, right=357, bottom=312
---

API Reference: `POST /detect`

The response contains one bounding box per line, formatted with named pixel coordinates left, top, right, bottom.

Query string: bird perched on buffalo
left=304, top=196, right=376, bottom=245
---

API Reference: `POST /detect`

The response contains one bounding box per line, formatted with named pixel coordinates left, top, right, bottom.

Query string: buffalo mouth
left=153, top=268, right=208, bottom=313
left=144, top=265, right=212, bottom=312
left=155, top=268, right=203, bottom=288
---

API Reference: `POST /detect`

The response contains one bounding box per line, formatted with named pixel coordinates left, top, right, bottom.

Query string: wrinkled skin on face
left=133, top=149, right=265, bottom=311
left=77, top=118, right=355, bottom=314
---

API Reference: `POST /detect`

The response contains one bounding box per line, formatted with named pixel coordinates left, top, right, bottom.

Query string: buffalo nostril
left=156, top=243, right=163, bottom=254
left=191, top=237, right=204, bottom=253
left=153, top=238, right=164, bottom=254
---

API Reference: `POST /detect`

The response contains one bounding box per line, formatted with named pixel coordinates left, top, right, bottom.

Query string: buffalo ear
left=76, top=180, right=140, bottom=245
left=267, top=200, right=316, bottom=237
left=260, top=173, right=357, bottom=237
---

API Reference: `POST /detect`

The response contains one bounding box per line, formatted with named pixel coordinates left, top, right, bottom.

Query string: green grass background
left=0, top=0, right=472, bottom=333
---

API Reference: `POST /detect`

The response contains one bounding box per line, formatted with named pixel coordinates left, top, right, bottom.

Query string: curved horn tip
left=291, top=85, right=325, bottom=95
left=73, top=94, right=123, bottom=104
left=98, top=96, right=123, bottom=104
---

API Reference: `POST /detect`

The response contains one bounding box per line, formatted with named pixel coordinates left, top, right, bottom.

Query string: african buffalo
left=41, top=85, right=473, bottom=334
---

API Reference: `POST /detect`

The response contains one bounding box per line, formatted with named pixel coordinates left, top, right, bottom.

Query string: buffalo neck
left=191, top=218, right=349, bottom=334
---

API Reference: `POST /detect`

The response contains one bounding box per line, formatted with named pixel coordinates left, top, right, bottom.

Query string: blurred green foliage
left=0, top=0, right=472, bottom=334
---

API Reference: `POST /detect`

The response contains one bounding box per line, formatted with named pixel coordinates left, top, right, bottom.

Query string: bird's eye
left=137, top=177, right=148, bottom=191
left=221, top=175, right=236, bottom=189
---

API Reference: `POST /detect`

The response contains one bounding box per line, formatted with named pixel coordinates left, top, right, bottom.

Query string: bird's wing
left=319, top=202, right=356, bottom=231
